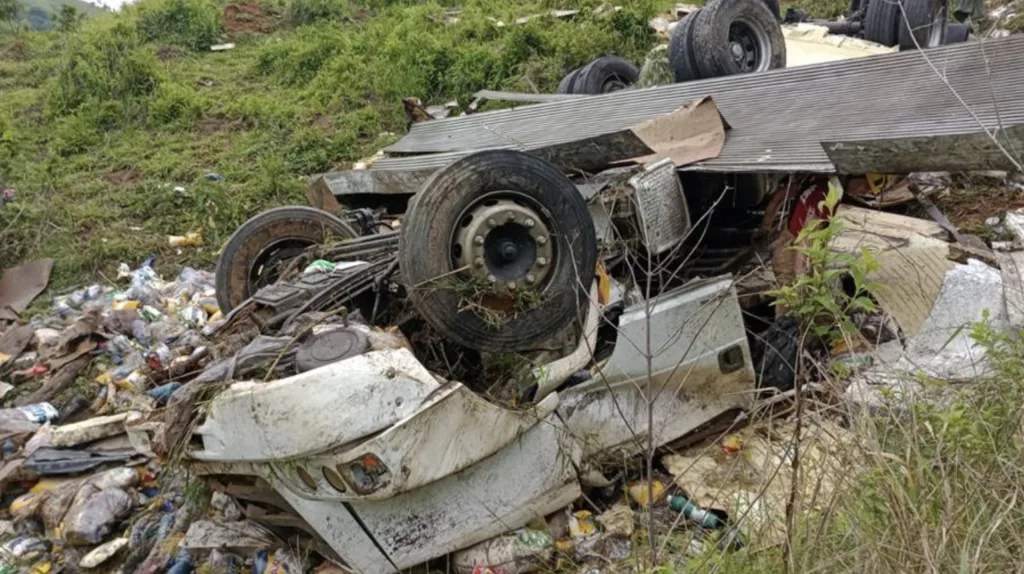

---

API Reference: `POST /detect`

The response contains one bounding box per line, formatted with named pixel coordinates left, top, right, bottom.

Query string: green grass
left=0, top=0, right=666, bottom=293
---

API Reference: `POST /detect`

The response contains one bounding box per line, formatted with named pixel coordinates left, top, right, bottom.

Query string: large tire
left=864, top=0, right=900, bottom=46
left=573, top=56, right=639, bottom=94
left=945, top=21, right=970, bottom=43
left=898, top=0, right=948, bottom=49
left=400, top=150, right=597, bottom=352
left=669, top=10, right=704, bottom=82
left=556, top=67, right=583, bottom=94
left=691, top=0, right=786, bottom=79
left=215, top=206, right=357, bottom=313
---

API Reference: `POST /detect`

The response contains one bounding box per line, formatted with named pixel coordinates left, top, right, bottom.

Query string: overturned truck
left=186, top=148, right=760, bottom=573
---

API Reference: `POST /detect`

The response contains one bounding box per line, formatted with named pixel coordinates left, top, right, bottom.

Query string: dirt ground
left=223, top=2, right=278, bottom=35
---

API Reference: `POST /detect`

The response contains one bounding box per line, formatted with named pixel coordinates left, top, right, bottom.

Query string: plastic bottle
left=669, top=495, right=724, bottom=529
left=168, top=233, right=202, bottom=248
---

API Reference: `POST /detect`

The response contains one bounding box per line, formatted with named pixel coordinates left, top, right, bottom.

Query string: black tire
left=691, top=0, right=786, bottom=79
left=556, top=67, right=583, bottom=94
left=945, top=21, right=970, bottom=43
left=669, top=10, right=704, bottom=82
left=400, top=150, right=597, bottom=352
left=215, top=206, right=357, bottom=313
left=864, top=0, right=900, bottom=46
left=898, top=0, right=948, bottom=49
left=573, top=56, right=639, bottom=94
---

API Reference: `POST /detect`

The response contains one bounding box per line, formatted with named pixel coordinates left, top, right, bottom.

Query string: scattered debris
left=5, top=9, right=1024, bottom=573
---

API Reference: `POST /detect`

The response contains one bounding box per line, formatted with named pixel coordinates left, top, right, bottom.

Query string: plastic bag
left=0, top=536, right=47, bottom=561
left=252, top=549, right=307, bottom=574
left=62, top=488, right=135, bottom=546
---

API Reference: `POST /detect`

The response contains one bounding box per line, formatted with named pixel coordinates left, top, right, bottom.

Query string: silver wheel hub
left=454, top=198, right=553, bottom=293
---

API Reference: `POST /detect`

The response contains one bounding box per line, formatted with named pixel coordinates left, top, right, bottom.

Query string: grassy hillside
left=20, top=0, right=106, bottom=30
left=0, top=0, right=667, bottom=292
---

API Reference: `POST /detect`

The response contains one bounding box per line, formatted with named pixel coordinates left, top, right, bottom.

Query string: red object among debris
left=788, top=182, right=833, bottom=237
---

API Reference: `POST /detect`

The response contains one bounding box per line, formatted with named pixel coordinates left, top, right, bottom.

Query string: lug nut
left=474, top=235, right=484, bottom=245
left=525, top=218, right=535, bottom=228
left=537, top=257, right=548, bottom=267
left=536, top=235, right=547, bottom=245
left=525, top=274, right=535, bottom=284
left=474, top=257, right=484, bottom=267
left=507, top=212, right=517, bottom=221
left=488, top=218, right=497, bottom=227
left=507, top=282, right=516, bottom=290
left=487, top=274, right=497, bottom=283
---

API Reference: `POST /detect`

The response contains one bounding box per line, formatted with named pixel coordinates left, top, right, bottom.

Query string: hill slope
left=0, top=0, right=666, bottom=291
left=20, top=0, right=106, bottom=30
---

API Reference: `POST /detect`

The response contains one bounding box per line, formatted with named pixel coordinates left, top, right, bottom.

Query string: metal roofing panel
left=375, top=36, right=1024, bottom=174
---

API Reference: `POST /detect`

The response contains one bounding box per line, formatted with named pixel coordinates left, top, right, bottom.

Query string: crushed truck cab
left=189, top=275, right=755, bottom=574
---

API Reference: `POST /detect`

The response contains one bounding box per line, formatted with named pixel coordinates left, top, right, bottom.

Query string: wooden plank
left=831, top=204, right=950, bottom=253
left=869, top=246, right=955, bottom=337
left=822, top=124, right=1024, bottom=174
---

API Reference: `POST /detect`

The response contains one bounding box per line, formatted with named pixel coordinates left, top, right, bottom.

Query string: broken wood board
left=831, top=205, right=950, bottom=254
left=823, top=124, right=1024, bottom=174
left=50, top=413, right=129, bottom=448
left=868, top=246, right=957, bottom=337
left=997, top=250, right=1024, bottom=329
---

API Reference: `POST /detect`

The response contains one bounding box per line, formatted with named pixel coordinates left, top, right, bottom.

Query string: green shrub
left=148, top=83, right=206, bottom=126
left=48, top=22, right=162, bottom=116
left=287, top=0, right=343, bottom=26
left=135, top=0, right=221, bottom=51
left=52, top=111, right=104, bottom=156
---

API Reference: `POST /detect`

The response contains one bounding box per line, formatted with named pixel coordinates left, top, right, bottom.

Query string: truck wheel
left=691, top=0, right=786, bottom=79
left=669, top=10, right=704, bottom=82
left=556, top=67, right=583, bottom=94
left=400, top=150, right=597, bottom=352
left=898, top=0, right=948, bottom=49
left=573, top=56, right=639, bottom=94
left=215, top=206, right=357, bottom=312
left=864, top=0, right=900, bottom=46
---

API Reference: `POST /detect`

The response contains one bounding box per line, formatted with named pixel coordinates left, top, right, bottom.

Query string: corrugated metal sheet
left=375, top=36, right=1024, bottom=173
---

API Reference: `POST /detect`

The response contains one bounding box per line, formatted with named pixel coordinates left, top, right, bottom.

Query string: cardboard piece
left=0, top=260, right=54, bottom=321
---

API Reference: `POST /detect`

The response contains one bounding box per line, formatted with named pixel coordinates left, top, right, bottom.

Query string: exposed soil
left=104, top=170, right=142, bottom=184
left=223, top=3, right=277, bottom=35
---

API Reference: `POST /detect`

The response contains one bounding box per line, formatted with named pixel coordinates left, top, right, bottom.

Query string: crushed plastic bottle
left=669, top=495, right=724, bottom=529
left=168, top=233, right=202, bottom=248
left=303, top=260, right=337, bottom=274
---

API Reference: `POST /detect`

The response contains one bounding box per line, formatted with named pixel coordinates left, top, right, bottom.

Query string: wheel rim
left=247, top=238, right=315, bottom=293
left=601, top=75, right=629, bottom=93
left=728, top=19, right=770, bottom=73
left=451, top=192, right=556, bottom=297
